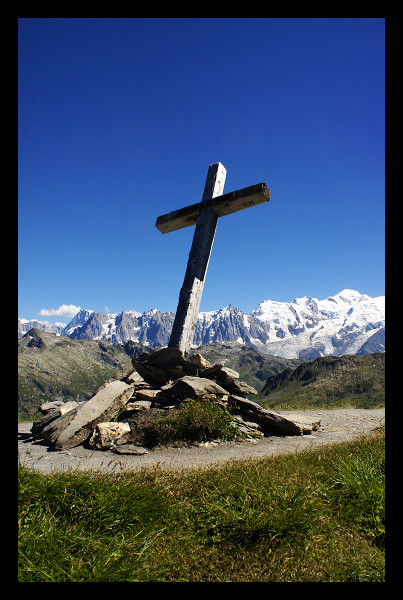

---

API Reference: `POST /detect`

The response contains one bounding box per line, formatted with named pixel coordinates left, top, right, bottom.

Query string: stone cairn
left=31, top=348, right=321, bottom=455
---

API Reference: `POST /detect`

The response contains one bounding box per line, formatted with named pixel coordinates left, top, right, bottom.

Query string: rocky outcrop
left=31, top=347, right=321, bottom=452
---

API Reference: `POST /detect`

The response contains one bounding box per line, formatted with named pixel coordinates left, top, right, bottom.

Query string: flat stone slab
left=124, top=369, right=149, bottom=388
left=228, top=395, right=321, bottom=435
left=43, top=381, right=134, bottom=450
left=39, top=400, right=65, bottom=415
left=134, top=388, right=161, bottom=401
left=126, top=400, right=153, bottom=411
left=282, top=413, right=321, bottom=433
left=111, top=444, right=149, bottom=455
left=160, top=375, right=229, bottom=401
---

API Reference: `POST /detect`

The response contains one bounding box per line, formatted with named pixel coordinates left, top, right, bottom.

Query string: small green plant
left=143, top=398, right=244, bottom=446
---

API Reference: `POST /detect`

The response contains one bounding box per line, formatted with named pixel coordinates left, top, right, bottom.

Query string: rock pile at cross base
left=31, top=348, right=321, bottom=454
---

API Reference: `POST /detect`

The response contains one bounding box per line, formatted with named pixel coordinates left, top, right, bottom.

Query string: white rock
left=89, top=422, right=131, bottom=450
left=59, top=401, right=81, bottom=415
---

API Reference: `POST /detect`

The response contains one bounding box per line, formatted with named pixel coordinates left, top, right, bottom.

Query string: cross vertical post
left=155, top=163, right=270, bottom=356
left=168, top=162, right=227, bottom=354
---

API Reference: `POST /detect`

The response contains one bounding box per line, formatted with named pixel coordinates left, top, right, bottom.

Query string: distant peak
left=75, top=308, right=94, bottom=316
left=292, top=294, right=316, bottom=305
left=336, top=289, right=362, bottom=296
left=333, top=289, right=369, bottom=303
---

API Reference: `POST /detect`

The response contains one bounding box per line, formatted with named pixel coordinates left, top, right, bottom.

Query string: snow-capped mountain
left=248, top=289, right=385, bottom=358
left=62, top=308, right=174, bottom=347
left=18, top=318, right=66, bottom=338
left=18, top=289, right=385, bottom=359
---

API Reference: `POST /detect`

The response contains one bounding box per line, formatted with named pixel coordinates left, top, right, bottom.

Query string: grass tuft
left=143, top=398, right=245, bottom=446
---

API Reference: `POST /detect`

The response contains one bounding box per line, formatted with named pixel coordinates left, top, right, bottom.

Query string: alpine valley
left=18, top=289, right=385, bottom=360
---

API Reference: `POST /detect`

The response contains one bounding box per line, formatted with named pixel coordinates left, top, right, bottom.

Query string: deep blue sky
left=18, top=18, right=385, bottom=322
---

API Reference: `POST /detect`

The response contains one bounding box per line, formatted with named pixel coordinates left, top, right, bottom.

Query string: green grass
left=18, top=427, right=385, bottom=582
left=260, top=393, right=385, bottom=411
left=143, top=398, right=245, bottom=446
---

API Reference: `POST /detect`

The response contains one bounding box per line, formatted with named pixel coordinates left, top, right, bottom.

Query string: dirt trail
left=18, top=408, right=385, bottom=474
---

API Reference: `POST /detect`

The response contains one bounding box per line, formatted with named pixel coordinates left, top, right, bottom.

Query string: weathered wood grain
left=168, top=163, right=226, bottom=354
left=155, top=182, right=270, bottom=234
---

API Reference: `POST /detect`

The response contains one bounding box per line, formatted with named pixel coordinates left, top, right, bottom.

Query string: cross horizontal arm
left=155, top=183, right=270, bottom=234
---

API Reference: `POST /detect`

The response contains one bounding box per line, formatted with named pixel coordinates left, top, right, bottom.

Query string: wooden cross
left=155, top=162, right=270, bottom=355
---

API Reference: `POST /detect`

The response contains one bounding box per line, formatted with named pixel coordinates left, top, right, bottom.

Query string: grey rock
left=188, top=352, right=211, bottom=369
left=199, top=362, right=227, bottom=377
left=123, top=369, right=150, bottom=388
left=160, top=375, right=229, bottom=402
left=279, top=412, right=321, bottom=433
left=233, top=414, right=264, bottom=439
left=126, top=400, right=153, bottom=411
left=132, top=362, right=170, bottom=387
left=59, top=401, right=81, bottom=415
left=41, top=406, right=81, bottom=445
left=39, top=401, right=65, bottom=415
left=45, top=381, right=134, bottom=450
left=200, top=364, right=257, bottom=397
left=31, top=409, right=63, bottom=439
left=133, top=389, right=162, bottom=401
left=227, top=395, right=320, bottom=435
left=227, top=379, right=258, bottom=398
left=132, top=347, right=199, bottom=385
left=32, top=401, right=83, bottom=438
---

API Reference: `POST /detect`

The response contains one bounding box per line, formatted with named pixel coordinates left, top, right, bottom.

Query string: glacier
left=18, top=289, right=385, bottom=359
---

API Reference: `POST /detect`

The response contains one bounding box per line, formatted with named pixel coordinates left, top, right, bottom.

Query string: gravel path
left=18, top=408, right=385, bottom=475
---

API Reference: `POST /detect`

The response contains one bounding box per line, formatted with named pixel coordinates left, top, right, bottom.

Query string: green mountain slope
left=255, top=353, right=385, bottom=409
left=18, top=329, right=133, bottom=419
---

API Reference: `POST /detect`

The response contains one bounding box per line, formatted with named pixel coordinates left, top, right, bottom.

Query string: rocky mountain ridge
left=18, top=289, right=385, bottom=359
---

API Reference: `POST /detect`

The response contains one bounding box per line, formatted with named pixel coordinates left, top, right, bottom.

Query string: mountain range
left=18, top=289, right=385, bottom=360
